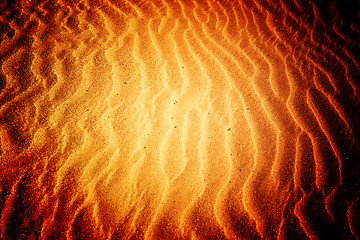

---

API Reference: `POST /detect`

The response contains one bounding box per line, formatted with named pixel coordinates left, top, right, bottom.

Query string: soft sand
left=0, top=0, right=359, bottom=239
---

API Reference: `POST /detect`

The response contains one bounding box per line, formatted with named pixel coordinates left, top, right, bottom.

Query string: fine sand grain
left=0, top=0, right=359, bottom=239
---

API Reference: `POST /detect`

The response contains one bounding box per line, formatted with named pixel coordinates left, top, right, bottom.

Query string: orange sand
left=0, top=0, right=359, bottom=239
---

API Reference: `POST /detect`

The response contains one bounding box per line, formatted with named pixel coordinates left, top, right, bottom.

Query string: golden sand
left=0, top=0, right=359, bottom=239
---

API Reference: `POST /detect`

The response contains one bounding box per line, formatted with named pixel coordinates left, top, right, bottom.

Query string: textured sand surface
left=0, top=0, right=360, bottom=239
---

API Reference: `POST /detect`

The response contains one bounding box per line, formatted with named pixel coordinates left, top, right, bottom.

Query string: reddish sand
left=0, top=0, right=359, bottom=239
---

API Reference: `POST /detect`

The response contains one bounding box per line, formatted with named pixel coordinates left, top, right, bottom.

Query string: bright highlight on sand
left=0, top=0, right=359, bottom=239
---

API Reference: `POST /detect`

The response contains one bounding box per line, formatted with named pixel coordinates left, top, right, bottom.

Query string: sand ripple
left=1, top=0, right=359, bottom=239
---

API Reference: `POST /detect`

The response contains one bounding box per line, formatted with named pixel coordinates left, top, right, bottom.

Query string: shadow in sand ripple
left=0, top=0, right=359, bottom=239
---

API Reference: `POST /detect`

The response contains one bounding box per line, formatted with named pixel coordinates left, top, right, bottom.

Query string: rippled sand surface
left=1, top=0, right=360, bottom=239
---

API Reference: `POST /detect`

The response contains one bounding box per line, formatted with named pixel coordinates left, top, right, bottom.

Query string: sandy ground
left=0, top=0, right=359, bottom=239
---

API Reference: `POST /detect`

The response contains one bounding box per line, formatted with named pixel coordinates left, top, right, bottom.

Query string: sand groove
left=1, top=0, right=359, bottom=239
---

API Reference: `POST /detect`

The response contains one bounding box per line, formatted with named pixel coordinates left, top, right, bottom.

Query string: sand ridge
left=0, top=0, right=359, bottom=239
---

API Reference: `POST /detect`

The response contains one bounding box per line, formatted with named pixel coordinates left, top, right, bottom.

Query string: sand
left=0, top=0, right=359, bottom=239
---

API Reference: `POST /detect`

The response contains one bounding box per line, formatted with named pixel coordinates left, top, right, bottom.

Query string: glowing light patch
left=0, top=0, right=359, bottom=239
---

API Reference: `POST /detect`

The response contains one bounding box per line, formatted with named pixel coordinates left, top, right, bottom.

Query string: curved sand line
left=0, top=0, right=359, bottom=239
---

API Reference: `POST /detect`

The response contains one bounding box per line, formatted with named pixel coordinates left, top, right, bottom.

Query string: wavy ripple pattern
left=1, top=0, right=360, bottom=239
